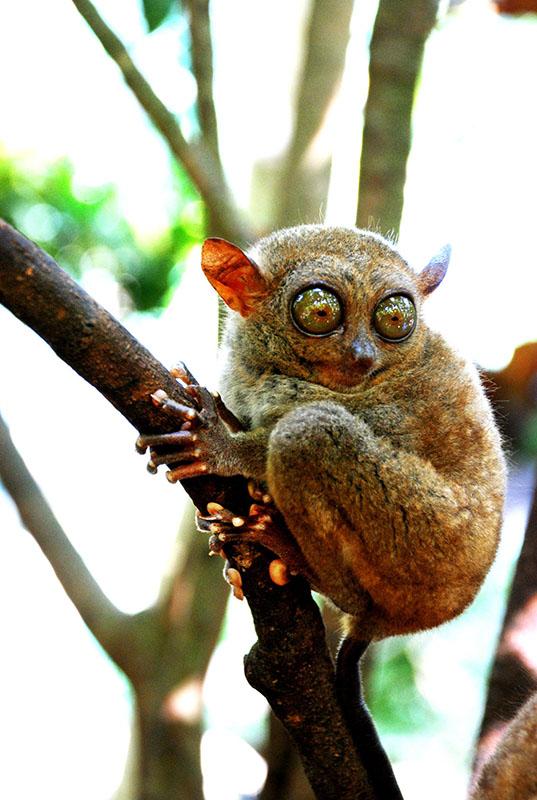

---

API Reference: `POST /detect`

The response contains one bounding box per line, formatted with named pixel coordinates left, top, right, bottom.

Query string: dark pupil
left=292, top=287, right=342, bottom=335
left=374, top=295, right=416, bottom=341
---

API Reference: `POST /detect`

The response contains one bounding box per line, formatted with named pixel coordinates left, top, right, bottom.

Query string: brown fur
left=205, top=225, right=506, bottom=640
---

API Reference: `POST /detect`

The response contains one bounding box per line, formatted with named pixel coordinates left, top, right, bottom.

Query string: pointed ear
left=417, top=244, right=451, bottom=296
left=201, top=238, right=270, bottom=317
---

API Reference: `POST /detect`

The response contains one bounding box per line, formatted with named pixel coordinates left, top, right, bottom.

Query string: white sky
left=0, top=1, right=536, bottom=799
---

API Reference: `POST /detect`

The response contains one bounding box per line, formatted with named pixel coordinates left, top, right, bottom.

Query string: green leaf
left=0, top=150, right=203, bottom=312
left=141, top=0, right=174, bottom=32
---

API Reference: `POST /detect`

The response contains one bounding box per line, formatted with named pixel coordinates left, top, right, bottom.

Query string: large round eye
left=291, top=286, right=343, bottom=336
left=374, top=294, right=416, bottom=341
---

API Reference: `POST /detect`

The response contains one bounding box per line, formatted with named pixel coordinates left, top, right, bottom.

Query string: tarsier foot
left=196, top=499, right=307, bottom=583
left=222, top=559, right=287, bottom=599
left=224, top=564, right=244, bottom=600
left=247, top=479, right=273, bottom=505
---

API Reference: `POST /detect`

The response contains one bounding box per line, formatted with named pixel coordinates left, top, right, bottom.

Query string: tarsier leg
left=196, top=501, right=311, bottom=579
left=266, top=401, right=491, bottom=635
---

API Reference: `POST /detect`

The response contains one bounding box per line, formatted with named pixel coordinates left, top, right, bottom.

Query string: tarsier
left=137, top=224, right=506, bottom=643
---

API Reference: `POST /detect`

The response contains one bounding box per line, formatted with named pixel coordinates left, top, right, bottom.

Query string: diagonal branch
left=0, top=411, right=136, bottom=672
left=243, top=558, right=383, bottom=800
left=0, top=219, right=398, bottom=799
left=0, top=219, right=246, bottom=515
left=70, top=0, right=251, bottom=243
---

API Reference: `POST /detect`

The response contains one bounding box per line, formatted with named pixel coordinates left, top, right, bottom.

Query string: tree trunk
left=134, top=689, right=204, bottom=800
left=356, top=0, right=440, bottom=236
left=273, top=0, right=355, bottom=229
left=471, top=472, right=537, bottom=786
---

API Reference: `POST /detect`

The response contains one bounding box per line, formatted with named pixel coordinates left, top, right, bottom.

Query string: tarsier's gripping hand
left=135, top=363, right=242, bottom=484
left=136, top=365, right=308, bottom=585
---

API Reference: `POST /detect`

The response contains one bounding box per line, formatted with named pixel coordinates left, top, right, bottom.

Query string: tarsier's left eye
left=291, top=286, right=343, bottom=336
left=373, top=294, right=416, bottom=341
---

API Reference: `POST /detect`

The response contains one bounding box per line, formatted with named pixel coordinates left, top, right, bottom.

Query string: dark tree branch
left=243, top=560, right=380, bottom=800
left=69, top=0, right=251, bottom=244
left=471, top=471, right=537, bottom=786
left=275, top=0, right=355, bottom=228
left=261, top=712, right=314, bottom=800
left=356, top=0, right=440, bottom=236
left=0, top=220, right=398, bottom=799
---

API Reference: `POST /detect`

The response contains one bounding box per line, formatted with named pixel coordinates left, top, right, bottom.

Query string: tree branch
left=243, top=557, right=381, bottom=800
left=0, top=219, right=397, bottom=799
left=0, top=411, right=137, bottom=670
left=274, top=0, right=355, bottom=228
left=183, top=0, right=221, bottom=162
left=69, top=0, right=251, bottom=243
left=471, top=471, right=537, bottom=786
left=356, top=0, right=440, bottom=236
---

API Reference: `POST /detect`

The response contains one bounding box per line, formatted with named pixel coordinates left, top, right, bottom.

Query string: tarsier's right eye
left=291, top=286, right=343, bottom=336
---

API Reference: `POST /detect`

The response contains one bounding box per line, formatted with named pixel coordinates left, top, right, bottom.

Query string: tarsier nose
left=350, top=336, right=376, bottom=372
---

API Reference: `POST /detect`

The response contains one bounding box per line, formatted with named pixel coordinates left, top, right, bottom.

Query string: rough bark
left=356, top=0, right=440, bottom=236
left=243, top=559, right=379, bottom=800
left=0, top=220, right=398, bottom=799
left=260, top=713, right=314, bottom=800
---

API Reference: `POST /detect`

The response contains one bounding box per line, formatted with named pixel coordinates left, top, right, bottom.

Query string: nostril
left=353, top=356, right=374, bottom=373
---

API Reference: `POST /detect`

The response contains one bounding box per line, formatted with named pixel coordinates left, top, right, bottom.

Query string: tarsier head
left=201, top=225, right=450, bottom=391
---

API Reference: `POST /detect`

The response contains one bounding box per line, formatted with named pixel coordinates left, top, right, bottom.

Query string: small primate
left=137, top=224, right=505, bottom=642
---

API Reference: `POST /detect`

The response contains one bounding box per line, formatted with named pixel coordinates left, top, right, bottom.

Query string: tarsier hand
left=136, top=363, right=308, bottom=591
left=135, top=363, right=241, bottom=483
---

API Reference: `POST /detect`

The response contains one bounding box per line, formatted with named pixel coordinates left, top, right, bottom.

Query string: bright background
left=0, top=1, right=536, bottom=798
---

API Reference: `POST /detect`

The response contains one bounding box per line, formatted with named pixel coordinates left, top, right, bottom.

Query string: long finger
left=135, top=430, right=197, bottom=454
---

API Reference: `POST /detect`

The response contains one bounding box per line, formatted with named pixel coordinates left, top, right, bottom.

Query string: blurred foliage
left=366, top=640, right=436, bottom=736
left=485, top=342, right=537, bottom=458
left=0, top=153, right=203, bottom=311
left=141, top=0, right=176, bottom=32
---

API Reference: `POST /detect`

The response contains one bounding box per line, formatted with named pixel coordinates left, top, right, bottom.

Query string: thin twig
left=70, top=0, right=251, bottom=243
left=183, top=0, right=221, bottom=161
left=0, top=411, right=136, bottom=672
